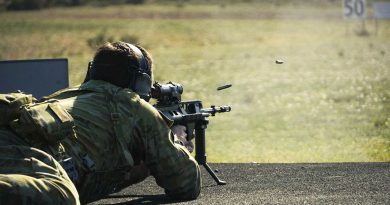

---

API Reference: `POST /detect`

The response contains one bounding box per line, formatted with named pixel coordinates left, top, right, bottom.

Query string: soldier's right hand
left=171, top=125, right=194, bottom=153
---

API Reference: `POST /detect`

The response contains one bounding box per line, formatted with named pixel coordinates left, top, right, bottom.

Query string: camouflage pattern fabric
left=0, top=129, right=79, bottom=205
left=0, top=80, right=200, bottom=204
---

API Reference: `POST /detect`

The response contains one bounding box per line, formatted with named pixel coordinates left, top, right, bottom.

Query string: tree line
left=2, top=0, right=349, bottom=11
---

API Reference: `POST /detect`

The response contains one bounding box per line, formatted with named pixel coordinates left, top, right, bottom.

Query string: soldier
left=0, top=42, right=201, bottom=204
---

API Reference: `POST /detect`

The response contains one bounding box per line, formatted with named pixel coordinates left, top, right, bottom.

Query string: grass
left=0, top=2, right=389, bottom=162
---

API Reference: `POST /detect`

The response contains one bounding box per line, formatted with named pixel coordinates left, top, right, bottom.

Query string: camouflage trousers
left=0, top=129, right=79, bottom=205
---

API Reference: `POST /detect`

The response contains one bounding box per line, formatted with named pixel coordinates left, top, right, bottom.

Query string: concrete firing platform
left=89, top=163, right=390, bottom=205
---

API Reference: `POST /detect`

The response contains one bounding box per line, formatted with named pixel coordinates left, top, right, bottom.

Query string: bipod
left=195, top=118, right=226, bottom=185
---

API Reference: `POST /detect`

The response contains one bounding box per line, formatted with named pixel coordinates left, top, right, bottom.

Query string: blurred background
left=0, top=0, right=389, bottom=163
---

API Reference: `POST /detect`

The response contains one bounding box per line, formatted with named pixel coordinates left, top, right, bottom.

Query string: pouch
left=0, top=92, right=35, bottom=126
left=15, top=101, right=75, bottom=143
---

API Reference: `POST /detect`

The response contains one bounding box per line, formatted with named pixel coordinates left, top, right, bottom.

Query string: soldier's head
left=87, top=41, right=153, bottom=101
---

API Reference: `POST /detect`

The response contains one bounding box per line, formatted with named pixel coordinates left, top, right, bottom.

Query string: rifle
left=151, top=81, right=231, bottom=185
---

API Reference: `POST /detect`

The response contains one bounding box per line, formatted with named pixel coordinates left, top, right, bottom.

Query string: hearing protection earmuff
left=125, top=43, right=152, bottom=101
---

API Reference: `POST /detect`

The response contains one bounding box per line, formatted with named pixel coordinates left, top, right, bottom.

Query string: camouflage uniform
left=0, top=80, right=201, bottom=204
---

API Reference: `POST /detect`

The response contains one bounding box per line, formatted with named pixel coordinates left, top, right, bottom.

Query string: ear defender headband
left=125, top=43, right=152, bottom=102
left=86, top=43, right=152, bottom=101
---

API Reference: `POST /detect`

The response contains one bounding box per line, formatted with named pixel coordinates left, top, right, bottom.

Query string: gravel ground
left=89, top=163, right=390, bottom=205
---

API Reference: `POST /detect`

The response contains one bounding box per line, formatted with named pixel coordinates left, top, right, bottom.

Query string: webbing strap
left=105, top=93, right=134, bottom=166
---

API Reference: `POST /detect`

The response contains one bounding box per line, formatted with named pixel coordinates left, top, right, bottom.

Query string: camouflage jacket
left=27, top=80, right=201, bottom=203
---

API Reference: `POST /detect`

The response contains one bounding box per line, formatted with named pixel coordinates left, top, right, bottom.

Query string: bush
left=126, top=0, right=145, bottom=4
left=55, top=0, right=87, bottom=6
left=87, top=31, right=114, bottom=49
left=120, top=34, right=140, bottom=45
left=6, top=0, right=49, bottom=10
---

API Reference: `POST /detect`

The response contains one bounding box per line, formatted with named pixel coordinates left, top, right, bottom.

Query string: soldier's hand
left=171, top=125, right=194, bottom=153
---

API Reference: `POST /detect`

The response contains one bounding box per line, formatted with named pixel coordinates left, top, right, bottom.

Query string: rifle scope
left=151, top=81, right=183, bottom=106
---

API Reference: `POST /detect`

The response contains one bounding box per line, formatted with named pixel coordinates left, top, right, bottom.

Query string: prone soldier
left=0, top=42, right=200, bottom=204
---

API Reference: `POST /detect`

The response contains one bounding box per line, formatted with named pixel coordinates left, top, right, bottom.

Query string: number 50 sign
left=343, top=0, right=366, bottom=19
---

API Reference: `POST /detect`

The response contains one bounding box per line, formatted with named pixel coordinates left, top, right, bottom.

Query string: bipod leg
left=203, top=163, right=226, bottom=185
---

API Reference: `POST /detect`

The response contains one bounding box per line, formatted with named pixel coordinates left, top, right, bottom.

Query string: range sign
left=343, top=0, right=366, bottom=19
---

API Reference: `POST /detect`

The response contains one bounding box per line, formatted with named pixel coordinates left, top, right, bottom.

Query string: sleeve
left=139, top=102, right=201, bottom=200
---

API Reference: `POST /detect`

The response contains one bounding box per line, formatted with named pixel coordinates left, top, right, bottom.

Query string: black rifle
left=151, top=81, right=231, bottom=185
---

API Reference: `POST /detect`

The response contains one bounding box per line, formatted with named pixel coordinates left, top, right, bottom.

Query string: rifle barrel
left=201, top=105, right=231, bottom=116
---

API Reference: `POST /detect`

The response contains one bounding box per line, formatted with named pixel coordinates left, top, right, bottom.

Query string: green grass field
left=0, top=2, right=389, bottom=162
